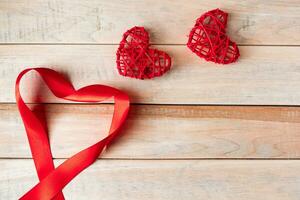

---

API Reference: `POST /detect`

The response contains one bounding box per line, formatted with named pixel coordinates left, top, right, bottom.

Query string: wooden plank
left=1, top=0, right=300, bottom=44
left=1, top=159, right=300, bottom=199
left=1, top=104, right=300, bottom=159
left=1, top=45, right=300, bottom=105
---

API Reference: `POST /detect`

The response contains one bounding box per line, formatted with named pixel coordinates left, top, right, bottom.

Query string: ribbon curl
left=16, top=68, right=130, bottom=200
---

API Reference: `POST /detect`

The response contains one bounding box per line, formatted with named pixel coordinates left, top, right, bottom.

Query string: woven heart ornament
left=116, top=26, right=172, bottom=79
left=187, top=9, right=240, bottom=64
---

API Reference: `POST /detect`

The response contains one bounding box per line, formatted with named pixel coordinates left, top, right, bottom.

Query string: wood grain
left=1, top=0, right=300, bottom=44
left=1, top=104, right=300, bottom=159
left=1, top=1, right=300, bottom=199
left=1, top=45, right=300, bottom=104
left=1, top=159, right=300, bottom=200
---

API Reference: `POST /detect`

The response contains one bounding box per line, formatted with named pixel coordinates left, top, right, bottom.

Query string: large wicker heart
left=187, top=9, right=240, bottom=64
left=116, top=26, right=172, bottom=79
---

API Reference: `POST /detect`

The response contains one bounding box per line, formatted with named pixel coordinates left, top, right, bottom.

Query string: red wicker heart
left=187, top=9, right=240, bottom=64
left=116, top=26, right=172, bottom=79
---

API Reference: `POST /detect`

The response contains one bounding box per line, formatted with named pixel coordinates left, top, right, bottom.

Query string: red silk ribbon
left=15, top=68, right=130, bottom=200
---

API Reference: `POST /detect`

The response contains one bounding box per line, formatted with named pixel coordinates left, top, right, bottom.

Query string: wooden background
left=1, top=0, right=300, bottom=199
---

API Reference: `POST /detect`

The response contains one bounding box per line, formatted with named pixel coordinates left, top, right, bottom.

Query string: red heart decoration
left=16, top=68, right=130, bottom=200
left=116, top=26, right=172, bottom=79
left=187, top=9, right=240, bottom=64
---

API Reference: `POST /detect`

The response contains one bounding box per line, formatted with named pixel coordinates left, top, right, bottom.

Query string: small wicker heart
left=187, top=9, right=240, bottom=64
left=116, top=26, right=172, bottom=79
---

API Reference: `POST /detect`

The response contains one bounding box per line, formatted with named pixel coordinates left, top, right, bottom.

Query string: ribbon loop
left=16, top=68, right=130, bottom=200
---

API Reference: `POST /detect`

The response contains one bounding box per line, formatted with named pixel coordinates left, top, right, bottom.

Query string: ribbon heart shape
left=187, top=8, right=240, bottom=64
left=116, top=26, right=172, bottom=79
left=16, top=68, right=130, bottom=200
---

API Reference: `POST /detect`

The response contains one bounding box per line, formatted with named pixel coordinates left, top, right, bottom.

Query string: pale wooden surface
left=1, top=160, right=300, bottom=200
left=1, top=0, right=300, bottom=199
left=1, top=45, right=300, bottom=104
left=1, top=0, right=300, bottom=44
left=1, top=104, right=300, bottom=159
